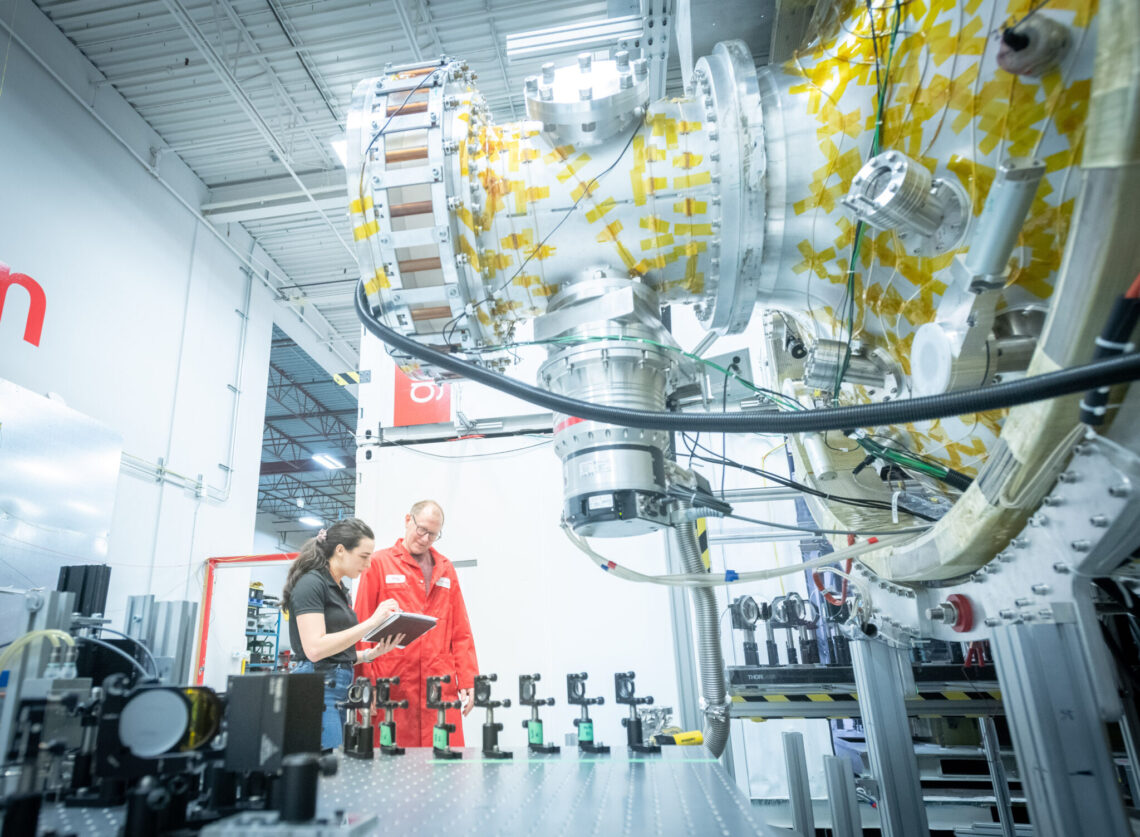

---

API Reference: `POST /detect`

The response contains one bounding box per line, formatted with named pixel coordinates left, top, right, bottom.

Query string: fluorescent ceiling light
left=330, top=136, right=347, bottom=167
left=505, top=15, right=643, bottom=62
left=298, top=515, right=324, bottom=527
left=312, top=454, right=346, bottom=470
left=296, top=497, right=305, bottom=508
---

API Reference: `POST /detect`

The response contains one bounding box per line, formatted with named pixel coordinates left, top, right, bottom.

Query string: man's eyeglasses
left=411, top=513, right=443, bottom=542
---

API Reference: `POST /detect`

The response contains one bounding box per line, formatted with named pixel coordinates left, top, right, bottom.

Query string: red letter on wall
left=0, top=262, right=47, bottom=347
left=393, top=370, right=451, bottom=427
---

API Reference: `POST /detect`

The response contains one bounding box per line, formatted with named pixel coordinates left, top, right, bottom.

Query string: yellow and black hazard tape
left=333, top=370, right=371, bottom=386
left=696, top=518, right=710, bottom=571
left=737, top=689, right=1001, bottom=704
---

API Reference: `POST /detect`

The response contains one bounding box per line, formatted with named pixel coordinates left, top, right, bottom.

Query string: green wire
left=835, top=0, right=904, bottom=404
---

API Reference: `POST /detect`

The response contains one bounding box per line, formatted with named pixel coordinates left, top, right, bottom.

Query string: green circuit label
left=433, top=727, right=448, bottom=751
left=380, top=725, right=393, bottom=747
left=528, top=720, right=544, bottom=746
left=577, top=721, right=594, bottom=742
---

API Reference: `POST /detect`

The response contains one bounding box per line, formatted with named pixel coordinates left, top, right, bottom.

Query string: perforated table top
left=34, top=746, right=779, bottom=836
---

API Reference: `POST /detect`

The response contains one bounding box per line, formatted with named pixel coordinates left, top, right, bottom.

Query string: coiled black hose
left=356, top=283, right=1140, bottom=434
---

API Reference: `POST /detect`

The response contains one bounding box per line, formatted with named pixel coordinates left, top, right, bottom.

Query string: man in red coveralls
left=353, top=499, right=478, bottom=747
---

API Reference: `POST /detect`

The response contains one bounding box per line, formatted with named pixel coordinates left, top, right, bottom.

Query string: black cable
left=681, top=434, right=937, bottom=522
left=356, top=281, right=1140, bottom=434
left=724, top=510, right=928, bottom=537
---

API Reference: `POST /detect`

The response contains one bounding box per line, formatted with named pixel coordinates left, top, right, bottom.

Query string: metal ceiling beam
left=264, top=0, right=341, bottom=124
left=392, top=0, right=424, bottom=61
left=211, top=0, right=337, bottom=168
left=156, top=0, right=354, bottom=257
left=261, top=456, right=358, bottom=476
left=268, top=361, right=357, bottom=439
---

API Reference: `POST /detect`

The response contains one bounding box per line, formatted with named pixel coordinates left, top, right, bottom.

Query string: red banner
left=0, top=262, right=46, bottom=347
left=393, top=370, right=451, bottom=427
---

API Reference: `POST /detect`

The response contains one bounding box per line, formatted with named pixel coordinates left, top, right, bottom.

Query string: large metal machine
left=347, top=0, right=1140, bottom=833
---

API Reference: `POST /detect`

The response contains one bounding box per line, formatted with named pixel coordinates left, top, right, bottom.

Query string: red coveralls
left=353, top=539, right=478, bottom=747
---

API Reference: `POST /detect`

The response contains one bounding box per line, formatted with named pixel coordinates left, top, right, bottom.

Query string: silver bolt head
left=1090, top=514, right=1110, bottom=527
left=632, top=58, right=648, bottom=81
left=525, top=76, right=539, bottom=93
left=579, top=87, right=593, bottom=101
left=615, top=50, right=630, bottom=71
left=1109, top=483, right=1131, bottom=498
left=1070, top=539, right=1091, bottom=552
left=1031, top=583, right=1051, bottom=595
left=541, top=62, right=556, bottom=84
left=578, top=53, right=592, bottom=73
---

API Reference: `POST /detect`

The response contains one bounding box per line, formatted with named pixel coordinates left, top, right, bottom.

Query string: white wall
left=0, top=8, right=280, bottom=683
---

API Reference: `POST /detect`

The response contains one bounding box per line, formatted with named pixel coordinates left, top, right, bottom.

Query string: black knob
left=399, top=700, right=409, bottom=709
left=578, top=672, right=587, bottom=678
left=596, top=697, right=605, bottom=706
left=532, top=673, right=541, bottom=681
left=502, top=699, right=511, bottom=708
left=487, top=673, right=497, bottom=682
left=545, top=698, right=555, bottom=706
left=391, top=676, right=400, bottom=685
left=280, top=754, right=319, bottom=824
left=441, top=675, right=451, bottom=683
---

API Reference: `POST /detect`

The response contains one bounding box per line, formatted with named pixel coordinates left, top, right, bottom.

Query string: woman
left=282, top=517, right=405, bottom=750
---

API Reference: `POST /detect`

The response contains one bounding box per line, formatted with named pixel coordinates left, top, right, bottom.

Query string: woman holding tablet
left=282, top=517, right=405, bottom=750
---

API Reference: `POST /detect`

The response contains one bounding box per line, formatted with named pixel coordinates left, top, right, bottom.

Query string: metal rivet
left=1108, top=483, right=1130, bottom=498
left=1042, top=495, right=1062, bottom=507
left=1053, top=562, right=1071, bottom=574
left=1070, top=539, right=1091, bottom=552
left=1031, top=583, right=1051, bottom=595
left=1090, top=514, right=1110, bottom=527
left=984, top=617, right=1001, bottom=627
left=1015, top=598, right=1032, bottom=607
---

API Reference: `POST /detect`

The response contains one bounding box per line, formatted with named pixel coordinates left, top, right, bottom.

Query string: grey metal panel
left=989, top=620, right=1129, bottom=837
left=782, top=730, right=814, bottom=836
left=0, top=378, right=122, bottom=642
left=849, top=639, right=930, bottom=837
left=823, top=754, right=863, bottom=837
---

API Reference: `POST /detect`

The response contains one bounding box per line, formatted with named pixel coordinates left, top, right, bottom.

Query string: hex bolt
left=579, top=87, right=593, bottom=101
left=633, top=59, right=648, bottom=82
left=984, top=617, right=1001, bottom=627
left=1031, top=583, right=1051, bottom=595
left=1011, top=537, right=1029, bottom=549
left=1090, top=514, right=1110, bottom=527
left=999, top=609, right=1016, bottom=620
left=1038, top=609, right=1053, bottom=619
left=1042, top=495, right=1062, bottom=507
left=984, top=564, right=1000, bottom=574
left=1029, top=514, right=1048, bottom=527
left=615, top=50, right=631, bottom=72
left=525, top=76, right=539, bottom=95
left=1015, top=598, right=1032, bottom=607
left=1053, top=562, right=1071, bottom=574
left=541, top=63, right=556, bottom=85
left=1070, top=539, right=1091, bottom=552
left=1057, top=471, right=1079, bottom=483
left=578, top=53, right=592, bottom=73
left=997, top=552, right=1014, bottom=562
left=619, top=73, right=634, bottom=90
left=539, top=86, right=554, bottom=101
left=1109, top=483, right=1131, bottom=498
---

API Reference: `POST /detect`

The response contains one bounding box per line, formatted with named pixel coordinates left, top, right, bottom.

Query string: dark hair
left=282, top=517, right=374, bottom=608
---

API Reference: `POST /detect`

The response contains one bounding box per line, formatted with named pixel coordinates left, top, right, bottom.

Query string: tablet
left=362, top=612, right=437, bottom=647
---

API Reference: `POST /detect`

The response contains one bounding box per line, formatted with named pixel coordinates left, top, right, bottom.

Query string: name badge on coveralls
left=386, top=574, right=406, bottom=584
left=436, top=577, right=451, bottom=588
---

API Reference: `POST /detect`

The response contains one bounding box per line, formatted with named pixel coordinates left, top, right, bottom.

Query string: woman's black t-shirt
left=287, top=567, right=358, bottom=669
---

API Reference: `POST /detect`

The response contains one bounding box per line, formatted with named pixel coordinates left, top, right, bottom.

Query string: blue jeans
left=294, top=661, right=353, bottom=750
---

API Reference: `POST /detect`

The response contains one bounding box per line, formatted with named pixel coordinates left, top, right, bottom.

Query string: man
left=353, top=500, right=478, bottom=748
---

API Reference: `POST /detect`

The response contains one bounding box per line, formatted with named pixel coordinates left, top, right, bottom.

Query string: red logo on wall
left=0, top=262, right=46, bottom=347
left=393, top=370, right=451, bottom=427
